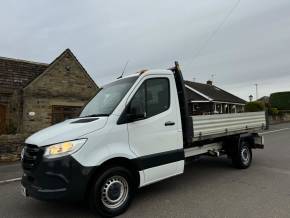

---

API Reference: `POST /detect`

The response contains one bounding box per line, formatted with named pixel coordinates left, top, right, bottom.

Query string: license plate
left=21, top=185, right=27, bottom=197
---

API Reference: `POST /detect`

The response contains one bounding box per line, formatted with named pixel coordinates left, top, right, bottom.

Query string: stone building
left=0, top=49, right=98, bottom=135
left=185, top=80, right=246, bottom=115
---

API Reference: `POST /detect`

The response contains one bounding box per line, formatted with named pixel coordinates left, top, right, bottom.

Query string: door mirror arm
left=126, top=106, right=146, bottom=122
left=126, top=112, right=146, bottom=122
left=117, top=106, right=146, bottom=124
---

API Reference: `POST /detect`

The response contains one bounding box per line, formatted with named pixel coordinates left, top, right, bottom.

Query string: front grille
left=22, top=144, right=43, bottom=171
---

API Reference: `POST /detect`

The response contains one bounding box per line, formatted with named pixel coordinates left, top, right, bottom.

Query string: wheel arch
left=85, top=157, right=140, bottom=199
left=239, top=133, right=255, bottom=147
left=224, top=133, right=255, bottom=156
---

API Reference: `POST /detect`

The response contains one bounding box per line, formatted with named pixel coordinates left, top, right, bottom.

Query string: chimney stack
left=206, top=80, right=213, bottom=85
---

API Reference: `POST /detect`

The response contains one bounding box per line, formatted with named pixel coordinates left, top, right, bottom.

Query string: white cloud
left=0, top=0, right=289, bottom=100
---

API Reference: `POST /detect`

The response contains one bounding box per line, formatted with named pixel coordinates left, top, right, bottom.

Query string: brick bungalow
left=185, top=80, right=246, bottom=115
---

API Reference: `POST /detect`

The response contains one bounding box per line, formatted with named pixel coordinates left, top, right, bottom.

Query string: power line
left=191, top=0, right=241, bottom=62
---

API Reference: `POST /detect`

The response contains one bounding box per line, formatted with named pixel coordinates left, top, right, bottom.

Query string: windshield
left=80, top=76, right=138, bottom=117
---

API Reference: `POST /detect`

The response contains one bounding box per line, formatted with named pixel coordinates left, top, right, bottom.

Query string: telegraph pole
left=254, top=83, right=258, bottom=100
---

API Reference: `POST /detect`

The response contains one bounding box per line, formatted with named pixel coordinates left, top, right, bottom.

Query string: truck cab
left=21, top=63, right=265, bottom=217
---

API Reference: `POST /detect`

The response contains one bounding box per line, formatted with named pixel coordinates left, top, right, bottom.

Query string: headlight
left=44, top=139, right=87, bottom=159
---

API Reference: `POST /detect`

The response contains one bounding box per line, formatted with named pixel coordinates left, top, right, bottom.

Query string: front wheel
left=88, top=166, right=135, bottom=217
left=232, top=141, right=252, bottom=169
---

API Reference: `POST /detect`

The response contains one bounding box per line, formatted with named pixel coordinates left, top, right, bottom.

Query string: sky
left=1, top=0, right=290, bottom=101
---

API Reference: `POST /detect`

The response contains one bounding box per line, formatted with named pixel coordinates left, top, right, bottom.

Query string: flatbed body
left=192, top=111, right=266, bottom=141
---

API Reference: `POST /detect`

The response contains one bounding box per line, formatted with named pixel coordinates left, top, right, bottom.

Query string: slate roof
left=0, top=57, right=48, bottom=92
left=185, top=87, right=208, bottom=101
left=185, top=80, right=246, bottom=104
left=257, top=96, right=269, bottom=103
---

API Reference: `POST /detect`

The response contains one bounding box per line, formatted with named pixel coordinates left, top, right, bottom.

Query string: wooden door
left=51, top=105, right=82, bottom=124
left=0, top=105, right=6, bottom=135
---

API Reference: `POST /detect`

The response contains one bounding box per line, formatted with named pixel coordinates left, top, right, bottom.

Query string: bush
left=269, top=92, right=290, bottom=110
left=268, top=107, right=279, bottom=116
left=245, top=101, right=265, bottom=112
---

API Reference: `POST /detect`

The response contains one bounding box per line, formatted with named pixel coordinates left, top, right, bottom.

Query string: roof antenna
left=117, top=60, right=129, bottom=79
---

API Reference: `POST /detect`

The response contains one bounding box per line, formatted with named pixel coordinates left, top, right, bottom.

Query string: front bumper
left=21, top=155, right=94, bottom=201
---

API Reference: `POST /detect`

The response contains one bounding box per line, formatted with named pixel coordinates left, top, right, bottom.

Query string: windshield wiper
left=80, top=114, right=109, bottom=118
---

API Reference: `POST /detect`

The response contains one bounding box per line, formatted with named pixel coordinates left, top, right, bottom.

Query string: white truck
left=21, top=62, right=266, bottom=217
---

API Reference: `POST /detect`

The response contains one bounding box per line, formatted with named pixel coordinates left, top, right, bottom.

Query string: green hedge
left=268, top=107, right=279, bottom=116
left=245, top=101, right=265, bottom=112
left=269, top=92, right=290, bottom=110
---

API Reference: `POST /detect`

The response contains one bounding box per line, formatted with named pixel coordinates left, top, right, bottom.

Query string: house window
left=52, top=105, right=82, bottom=124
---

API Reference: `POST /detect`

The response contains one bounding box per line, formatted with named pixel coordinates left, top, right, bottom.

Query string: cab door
left=127, top=75, right=184, bottom=186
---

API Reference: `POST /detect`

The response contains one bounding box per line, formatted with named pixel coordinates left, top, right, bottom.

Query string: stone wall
left=7, top=90, right=22, bottom=134
left=269, top=113, right=290, bottom=124
left=21, top=49, right=98, bottom=134
left=22, top=96, right=86, bottom=133
left=0, top=134, right=28, bottom=162
left=23, top=50, right=97, bottom=100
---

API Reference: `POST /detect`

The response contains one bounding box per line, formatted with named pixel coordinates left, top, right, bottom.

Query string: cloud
left=0, top=0, right=290, bottom=100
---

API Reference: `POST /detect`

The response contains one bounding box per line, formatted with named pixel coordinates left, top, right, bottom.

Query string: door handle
left=165, top=121, right=175, bottom=126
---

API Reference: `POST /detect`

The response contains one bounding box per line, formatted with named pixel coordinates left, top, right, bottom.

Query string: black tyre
left=88, top=166, right=135, bottom=217
left=232, top=140, right=252, bottom=169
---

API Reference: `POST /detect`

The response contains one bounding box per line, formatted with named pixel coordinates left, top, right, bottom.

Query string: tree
left=245, top=101, right=264, bottom=112
left=269, top=92, right=290, bottom=111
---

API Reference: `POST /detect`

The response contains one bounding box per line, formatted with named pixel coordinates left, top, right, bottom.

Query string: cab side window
left=129, top=83, right=145, bottom=116
left=129, top=78, right=170, bottom=119
left=146, top=79, right=170, bottom=117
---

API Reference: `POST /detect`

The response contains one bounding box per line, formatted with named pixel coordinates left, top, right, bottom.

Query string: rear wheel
left=88, top=166, right=135, bottom=217
left=232, top=140, right=252, bottom=169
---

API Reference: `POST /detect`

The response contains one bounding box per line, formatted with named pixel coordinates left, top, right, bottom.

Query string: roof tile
left=0, top=57, right=48, bottom=91
left=185, top=80, right=246, bottom=104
